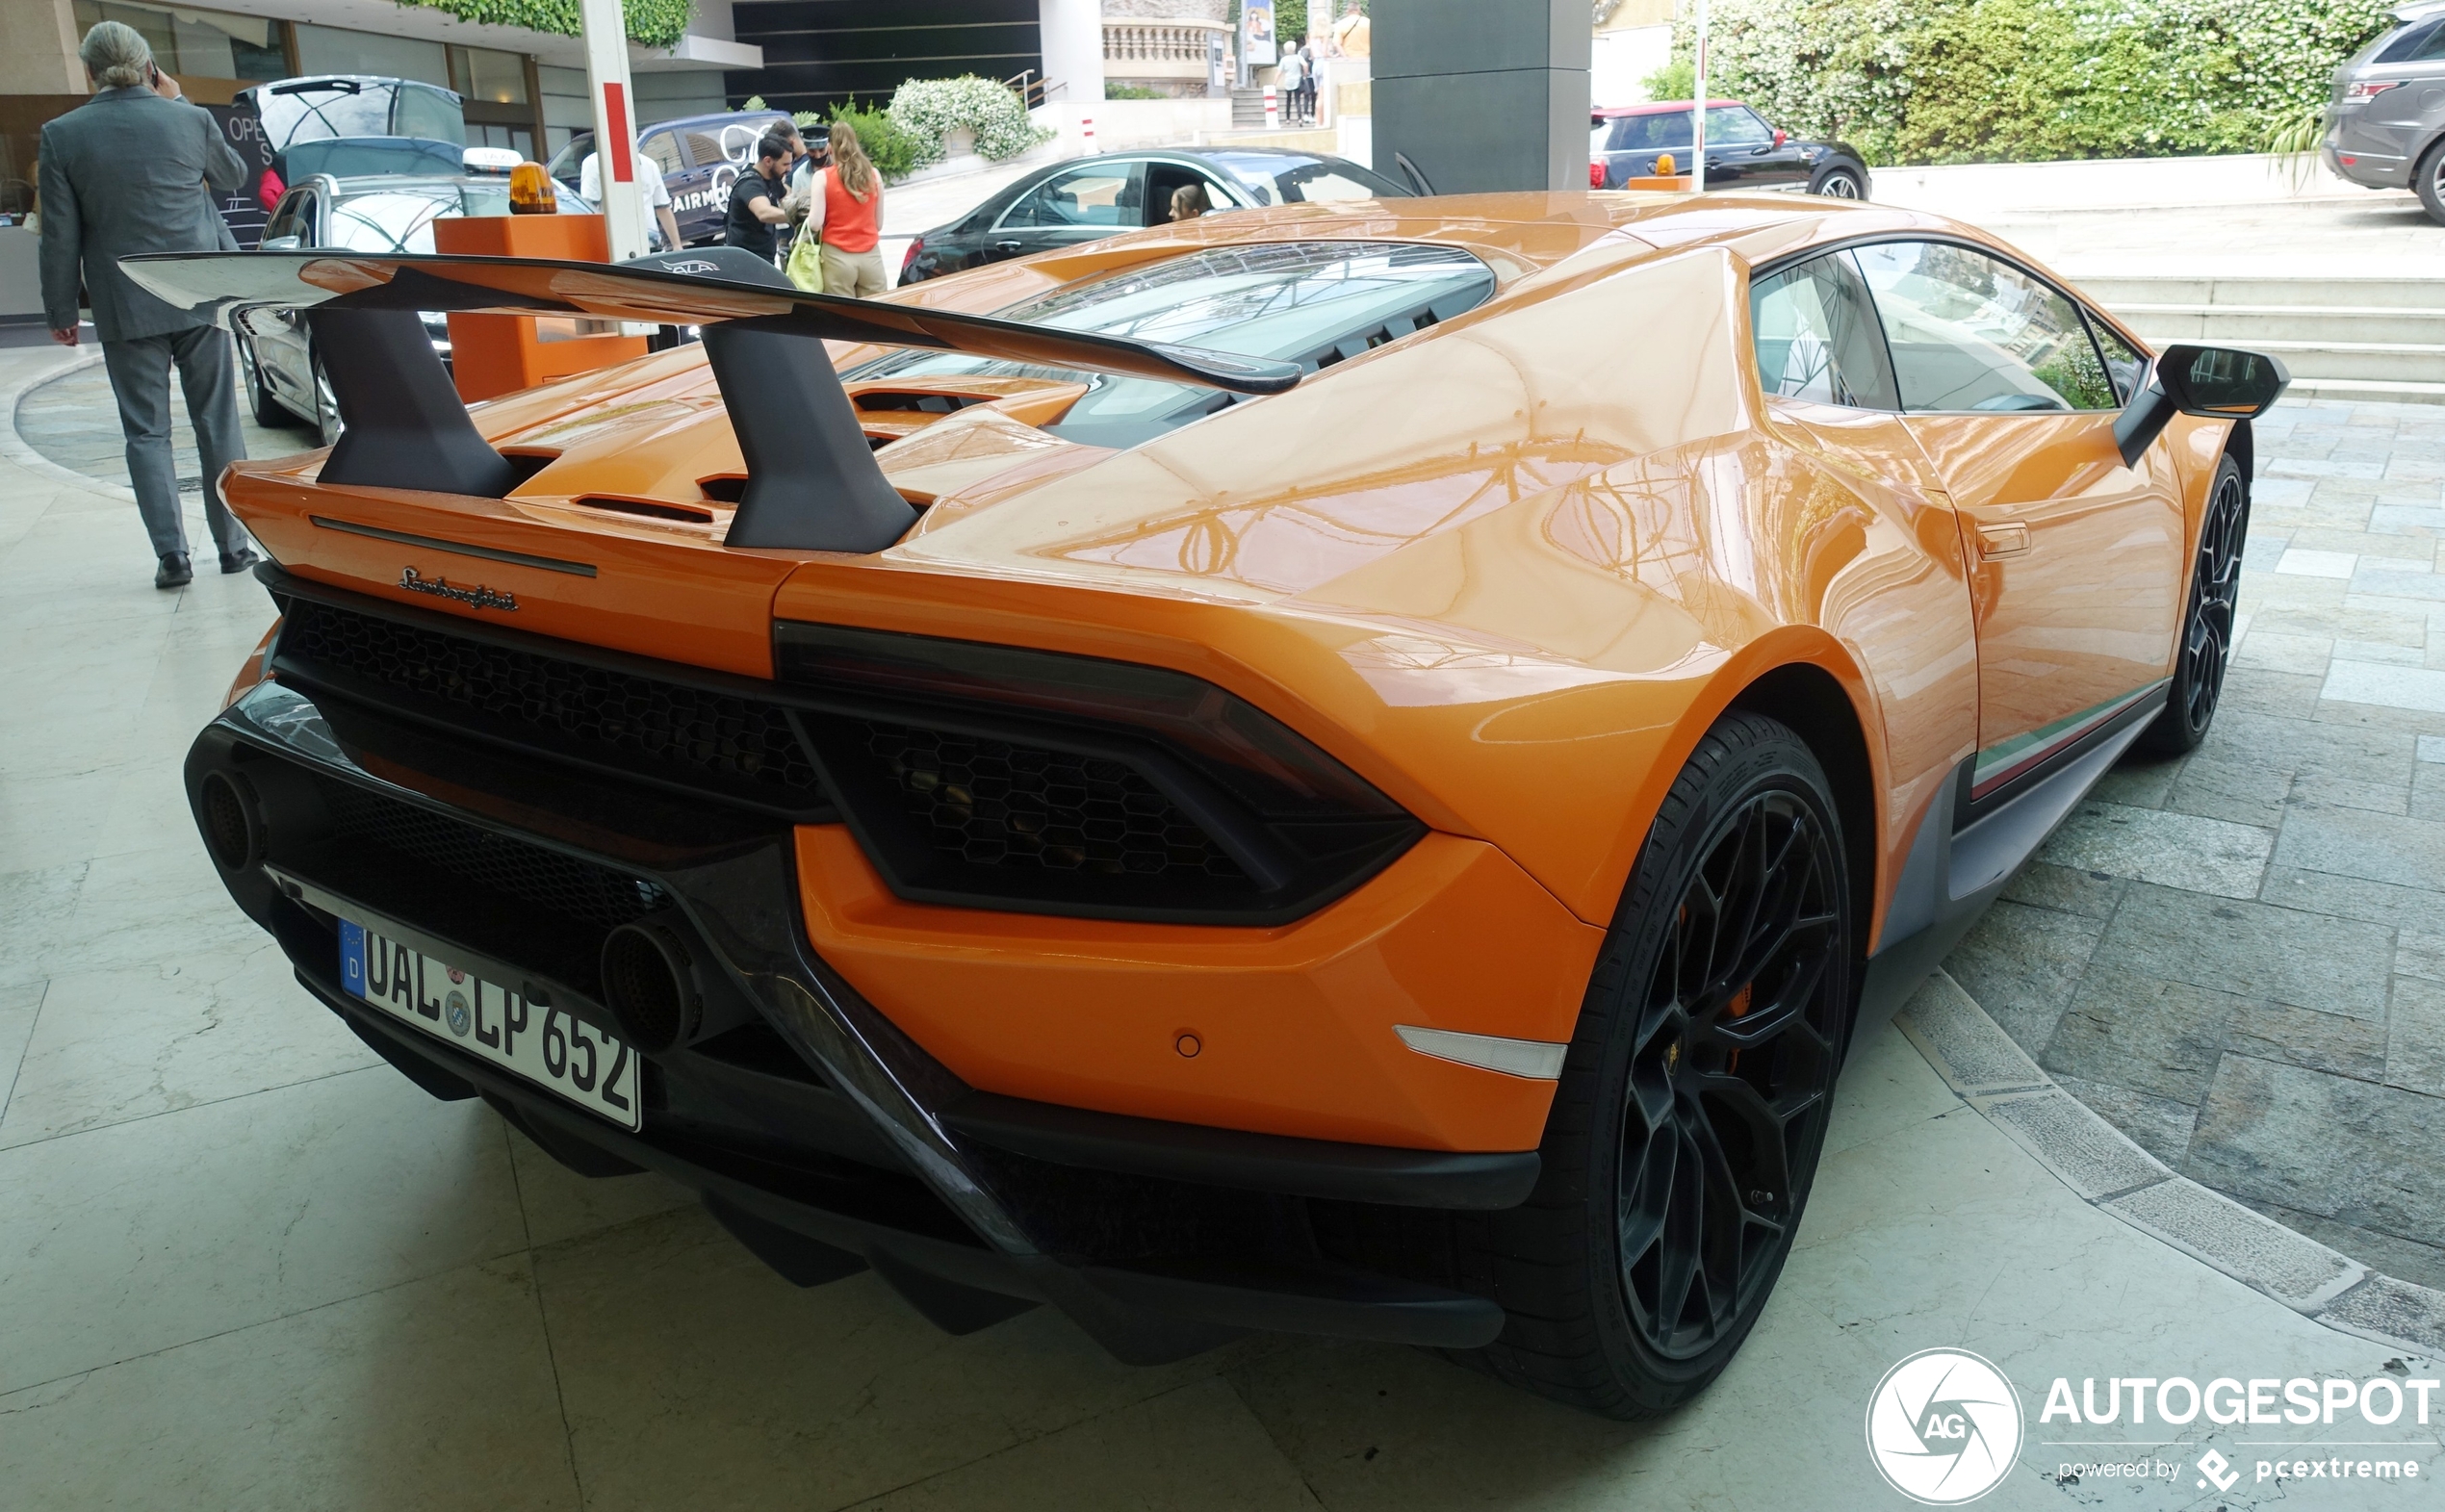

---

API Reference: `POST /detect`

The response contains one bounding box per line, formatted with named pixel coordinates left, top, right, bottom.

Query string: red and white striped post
left=576, top=0, right=644, bottom=260
left=1263, top=85, right=1279, bottom=128
left=1081, top=113, right=1097, bottom=152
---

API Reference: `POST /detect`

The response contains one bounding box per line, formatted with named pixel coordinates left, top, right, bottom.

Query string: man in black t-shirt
left=722, top=135, right=792, bottom=260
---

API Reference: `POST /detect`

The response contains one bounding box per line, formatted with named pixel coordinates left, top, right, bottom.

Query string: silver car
left=2325, top=0, right=2445, bottom=221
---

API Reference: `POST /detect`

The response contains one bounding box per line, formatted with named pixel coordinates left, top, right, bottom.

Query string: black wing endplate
left=116, top=249, right=1302, bottom=396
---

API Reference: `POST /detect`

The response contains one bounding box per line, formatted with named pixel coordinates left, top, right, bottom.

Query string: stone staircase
left=2076, top=273, right=2445, bottom=406
left=1231, top=87, right=1266, bottom=128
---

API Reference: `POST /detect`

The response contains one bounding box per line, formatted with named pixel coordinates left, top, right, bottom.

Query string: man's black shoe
left=219, top=546, right=261, bottom=575
left=155, top=552, right=193, bottom=589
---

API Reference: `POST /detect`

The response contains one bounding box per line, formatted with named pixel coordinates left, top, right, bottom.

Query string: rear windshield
left=257, top=80, right=465, bottom=150
left=847, top=242, right=1495, bottom=448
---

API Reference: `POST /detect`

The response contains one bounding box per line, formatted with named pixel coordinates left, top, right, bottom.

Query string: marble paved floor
left=1, top=352, right=2435, bottom=1509
left=1949, top=398, right=2445, bottom=1294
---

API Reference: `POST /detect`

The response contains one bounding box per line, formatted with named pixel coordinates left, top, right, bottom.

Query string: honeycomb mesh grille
left=322, top=778, right=657, bottom=929
left=283, top=601, right=825, bottom=805
left=862, top=722, right=1245, bottom=880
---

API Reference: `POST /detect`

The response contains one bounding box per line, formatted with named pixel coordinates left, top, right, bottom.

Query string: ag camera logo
left=1866, top=1348, right=2024, bottom=1503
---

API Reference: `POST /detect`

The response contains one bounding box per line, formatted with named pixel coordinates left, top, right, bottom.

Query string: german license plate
left=340, top=918, right=641, bottom=1131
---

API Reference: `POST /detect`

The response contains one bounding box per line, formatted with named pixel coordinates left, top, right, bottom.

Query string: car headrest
left=618, top=246, right=792, bottom=289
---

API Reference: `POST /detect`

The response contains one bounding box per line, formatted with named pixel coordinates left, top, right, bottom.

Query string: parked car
left=235, top=171, right=597, bottom=442
left=545, top=109, right=798, bottom=247
left=896, top=146, right=1416, bottom=283
left=1591, top=100, right=1869, bottom=197
left=2324, top=0, right=2445, bottom=222
left=139, top=192, right=2282, bottom=1417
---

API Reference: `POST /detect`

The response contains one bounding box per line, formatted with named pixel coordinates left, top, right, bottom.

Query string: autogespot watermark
left=1868, top=1350, right=2441, bottom=1503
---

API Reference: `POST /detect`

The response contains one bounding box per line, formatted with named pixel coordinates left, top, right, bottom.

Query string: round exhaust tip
left=198, top=771, right=260, bottom=872
left=600, top=923, right=699, bottom=1054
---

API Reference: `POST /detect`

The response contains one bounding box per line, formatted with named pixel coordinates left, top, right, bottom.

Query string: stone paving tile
left=1998, top=860, right=2127, bottom=921
left=2273, top=799, right=2445, bottom=890
left=2187, top=1054, right=2445, bottom=1247
left=1940, top=899, right=2105, bottom=1055
left=2218, top=664, right=2324, bottom=719
left=2325, top=658, right=2445, bottom=712
left=2222, top=1000, right=2390, bottom=1085
left=2050, top=1071, right=2198, bottom=1167
left=2238, top=1194, right=2445, bottom=1294
left=2043, top=963, right=2247, bottom=1104
left=2164, top=755, right=2293, bottom=828
left=2259, top=863, right=2445, bottom=934
left=2090, top=884, right=2392, bottom=1019
left=2386, top=976, right=2445, bottom=1096
left=2033, top=801, right=2273, bottom=899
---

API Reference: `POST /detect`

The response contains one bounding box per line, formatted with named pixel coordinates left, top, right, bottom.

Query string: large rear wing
left=118, top=249, right=1300, bottom=553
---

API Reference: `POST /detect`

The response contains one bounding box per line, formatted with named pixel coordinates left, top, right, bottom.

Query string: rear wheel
left=236, top=332, right=289, bottom=427
left=2417, top=139, right=2445, bottom=227
left=1456, top=712, right=1854, bottom=1418
left=2136, top=453, right=2247, bottom=756
left=1811, top=165, right=1866, bottom=199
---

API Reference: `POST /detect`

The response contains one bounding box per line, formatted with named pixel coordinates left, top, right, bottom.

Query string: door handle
left=1978, top=523, right=2030, bottom=558
left=994, top=239, right=1023, bottom=253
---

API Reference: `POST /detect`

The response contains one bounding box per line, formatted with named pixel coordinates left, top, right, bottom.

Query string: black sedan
left=896, top=146, right=1420, bottom=284
left=1591, top=100, right=1869, bottom=197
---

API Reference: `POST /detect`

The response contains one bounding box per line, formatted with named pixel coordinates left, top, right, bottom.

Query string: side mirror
left=2112, top=343, right=2291, bottom=467
left=1773, top=130, right=1788, bottom=147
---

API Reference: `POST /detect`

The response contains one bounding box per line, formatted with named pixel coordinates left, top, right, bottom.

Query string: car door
left=673, top=124, right=736, bottom=243
left=1699, top=105, right=1784, bottom=188
left=989, top=161, right=1145, bottom=260
left=1852, top=239, right=2183, bottom=802
left=1721, top=106, right=1810, bottom=188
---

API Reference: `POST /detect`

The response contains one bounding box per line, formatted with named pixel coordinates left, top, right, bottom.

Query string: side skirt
left=1853, top=688, right=2166, bottom=1047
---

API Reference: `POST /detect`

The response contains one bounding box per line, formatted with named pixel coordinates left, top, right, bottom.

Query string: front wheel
left=1811, top=165, right=1866, bottom=199
left=1458, top=711, right=1855, bottom=1418
left=2136, top=453, right=2248, bottom=755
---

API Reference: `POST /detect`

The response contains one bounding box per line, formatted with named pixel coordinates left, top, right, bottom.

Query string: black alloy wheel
left=1432, top=711, right=1854, bottom=1419
left=1812, top=165, right=1866, bottom=199
left=2138, top=453, right=2247, bottom=755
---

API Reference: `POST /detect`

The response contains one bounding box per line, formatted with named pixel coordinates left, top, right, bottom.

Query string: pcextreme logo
left=1866, top=1349, right=2024, bottom=1504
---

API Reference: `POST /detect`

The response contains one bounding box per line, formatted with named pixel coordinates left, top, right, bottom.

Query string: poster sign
left=1242, top=0, right=1277, bottom=67
left=204, top=101, right=274, bottom=249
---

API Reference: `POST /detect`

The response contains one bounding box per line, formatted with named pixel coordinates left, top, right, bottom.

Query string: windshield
left=1201, top=151, right=1413, bottom=204
left=326, top=184, right=510, bottom=254
left=847, top=242, right=1493, bottom=448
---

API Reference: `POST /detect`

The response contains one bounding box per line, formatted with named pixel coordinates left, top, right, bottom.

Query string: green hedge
left=388, top=0, right=694, bottom=51
left=1673, top=0, right=2392, bottom=165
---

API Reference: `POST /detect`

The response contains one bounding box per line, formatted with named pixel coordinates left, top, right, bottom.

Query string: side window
left=1750, top=251, right=1898, bottom=410
left=2084, top=316, right=2147, bottom=405
left=641, top=132, right=684, bottom=177
left=1851, top=241, right=2120, bottom=412
left=1000, top=164, right=1140, bottom=228
left=263, top=192, right=305, bottom=244
left=1706, top=106, right=1774, bottom=146
left=682, top=129, right=727, bottom=168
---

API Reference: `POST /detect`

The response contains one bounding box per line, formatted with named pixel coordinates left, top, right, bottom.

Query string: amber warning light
left=509, top=162, right=558, bottom=214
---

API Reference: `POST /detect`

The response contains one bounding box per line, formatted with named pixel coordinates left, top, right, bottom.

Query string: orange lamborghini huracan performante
left=133, top=193, right=2284, bottom=1418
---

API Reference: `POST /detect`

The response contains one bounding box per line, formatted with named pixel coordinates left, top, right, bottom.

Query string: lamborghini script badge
left=399, top=567, right=518, bottom=612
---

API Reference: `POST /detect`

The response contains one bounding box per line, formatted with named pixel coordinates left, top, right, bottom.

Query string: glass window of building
left=72, top=0, right=291, bottom=82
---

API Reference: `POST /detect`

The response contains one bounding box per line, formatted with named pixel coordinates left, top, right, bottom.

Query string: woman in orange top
left=803, top=120, right=887, bottom=296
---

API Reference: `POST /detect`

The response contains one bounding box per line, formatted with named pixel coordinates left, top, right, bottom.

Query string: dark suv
left=1591, top=100, right=1869, bottom=197
left=2326, top=0, right=2445, bottom=222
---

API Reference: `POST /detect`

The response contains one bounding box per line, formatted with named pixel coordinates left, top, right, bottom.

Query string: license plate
left=340, top=919, right=641, bottom=1131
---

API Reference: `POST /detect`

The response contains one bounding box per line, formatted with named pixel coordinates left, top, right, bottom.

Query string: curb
left=1, top=349, right=138, bottom=503
left=1898, top=970, right=2445, bottom=1356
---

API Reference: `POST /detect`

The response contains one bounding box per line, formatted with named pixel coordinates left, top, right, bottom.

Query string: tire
left=1447, top=711, right=1855, bottom=1418
left=310, top=348, right=343, bottom=448
left=2417, top=139, right=2445, bottom=228
left=2136, top=453, right=2248, bottom=756
left=236, top=332, right=289, bottom=427
left=1810, top=165, right=1866, bottom=199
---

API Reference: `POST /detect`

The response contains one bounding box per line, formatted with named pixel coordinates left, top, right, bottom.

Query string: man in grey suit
left=39, top=20, right=258, bottom=589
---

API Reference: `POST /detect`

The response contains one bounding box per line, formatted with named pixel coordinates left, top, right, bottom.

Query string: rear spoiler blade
left=117, top=250, right=1303, bottom=396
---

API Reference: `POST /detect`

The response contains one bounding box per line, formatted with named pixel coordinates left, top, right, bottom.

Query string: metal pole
left=1689, top=0, right=1708, bottom=193
left=577, top=0, right=646, bottom=261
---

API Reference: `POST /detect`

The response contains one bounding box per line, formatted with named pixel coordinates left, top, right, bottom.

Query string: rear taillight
left=1589, top=161, right=1606, bottom=188
left=2344, top=80, right=2400, bottom=104
left=900, top=236, right=924, bottom=276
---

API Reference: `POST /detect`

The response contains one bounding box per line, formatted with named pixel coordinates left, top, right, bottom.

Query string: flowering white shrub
left=1673, top=0, right=2392, bottom=164
left=888, top=76, right=1055, bottom=165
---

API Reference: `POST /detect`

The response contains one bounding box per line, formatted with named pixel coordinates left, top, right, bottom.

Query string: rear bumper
left=190, top=677, right=1518, bottom=1359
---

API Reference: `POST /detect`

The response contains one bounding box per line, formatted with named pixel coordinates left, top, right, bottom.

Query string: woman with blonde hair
left=797, top=119, right=888, bottom=296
